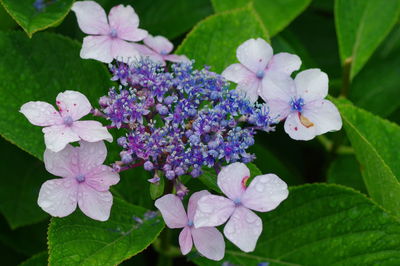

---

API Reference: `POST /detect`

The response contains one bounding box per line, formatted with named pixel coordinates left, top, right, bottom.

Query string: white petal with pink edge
left=192, top=227, right=225, bottom=261
left=223, top=206, right=262, bottom=252
left=222, top=63, right=253, bottom=84
left=71, top=1, right=109, bottom=35
left=44, top=144, right=78, bottom=178
left=236, top=38, right=272, bottom=73
left=56, top=90, right=92, bottom=120
left=284, top=112, right=317, bottom=141
left=20, top=101, right=62, bottom=126
left=38, top=178, right=78, bottom=218
left=72, top=120, right=112, bottom=143
left=178, top=226, right=193, bottom=255
left=111, top=39, right=141, bottom=63
left=155, top=194, right=188, bottom=228
left=43, top=125, right=80, bottom=152
left=236, top=77, right=261, bottom=103
left=85, top=165, right=120, bottom=192
left=77, top=184, right=113, bottom=221
left=75, top=141, right=107, bottom=174
left=294, top=69, right=328, bottom=103
left=302, top=99, right=342, bottom=135
left=81, top=36, right=114, bottom=63
left=163, top=54, right=190, bottom=64
left=242, top=174, right=288, bottom=212
left=217, top=162, right=250, bottom=200
left=187, top=190, right=211, bottom=221
left=144, top=35, right=173, bottom=54
left=267, top=52, right=301, bottom=74
left=260, top=72, right=295, bottom=103
left=193, top=195, right=235, bottom=228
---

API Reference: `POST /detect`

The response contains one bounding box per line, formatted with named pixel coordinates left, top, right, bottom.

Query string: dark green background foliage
left=0, top=0, right=400, bottom=265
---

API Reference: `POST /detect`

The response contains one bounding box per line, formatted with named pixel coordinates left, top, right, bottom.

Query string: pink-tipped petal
left=108, top=5, right=147, bottom=42
left=38, top=178, right=78, bottom=217
left=71, top=1, right=109, bottom=35
left=81, top=36, right=113, bottom=63
left=144, top=35, right=173, bottom=54
left=268, top=53, right=301, bottom=74
left=77, top=184, right=113, bottom=221
left=20, top=101, right=62, bottom=126
left=236, top=77, right=261, bottom=103
left=86, top=165, right=120, bottom=192
left=223, top=207, right=262, bottom=252
left=294, top=69, right=328, bottom=103
left=302, top=100, right=342, bottom=135
left=131, top=43, right=165, bottom=65
left=76, top=141, right=107, bottom=174
left=163, top=54, right=190, bottom=64
left=217, top=162, right=250, bottom=200
left=222, top=63, right=254, bottom=84
left=56, top=91, right=91, bottom=121
left=192, top=227, right=225, bottom=261
left=72, top=121, right=113, bottom=143
left=266, top=100, right=291, bottom=122
left=111, top=39, right=141, bottom=63
left=242, top=174, right=289, bottom=212
left=179, top=226, right=193, bottom=255
left=43, top=125, right=80, bottom=152
left=284, top=112, right=317, bottom=141
left=187, top=190, right=211, bottom=221
left=155, top=194, right=188, bottom=228
left=236, top=38, right=272, bottom=73
left=193, top=195, right=235, bottom=228
left=44, top=144, right=78, bottom=178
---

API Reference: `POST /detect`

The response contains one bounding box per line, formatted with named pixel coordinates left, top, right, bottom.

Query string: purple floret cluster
left=100, top=59, right=274, bottom=180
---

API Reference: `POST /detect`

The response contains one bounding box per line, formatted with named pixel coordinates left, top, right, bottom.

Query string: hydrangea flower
left=222, top=38, right=301, bottom=103
left=38, top=141, right=120, bottom=221
left=72, top=1, right=148, bottom=63
left=155, top=191, right=225, bottom=260
left=103, top=59, right=274, bottom=181
left=194, top=163, right=288, bottom=252
left=20, top=90, right=112, bottom=152
left=260, top=69, right=342, bottom=140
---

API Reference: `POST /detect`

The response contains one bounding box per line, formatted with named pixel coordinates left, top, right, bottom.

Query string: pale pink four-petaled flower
left=72, top=1, right=148, bottom=63
left=20, top=90, right=112, bottom=152
left=261, top=69, right=342, bottom=140
left=193, top=162, right=288, bottom=252
left=222, top=38, right=301, bottom=103
left=155, top=191, right=225, bottom=261
left=133, top=34, right=190, bottom=66
left=38, top=141, right=120, bottom=221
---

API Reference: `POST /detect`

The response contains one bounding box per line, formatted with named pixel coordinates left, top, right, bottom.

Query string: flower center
left=256, top=70, right=265, bottom=79
left=75, top=174, right=85, bottom=183
left=160, top=50, right=168, bottom=55
left=109, top=29, right=118, bottom=39
left=187, top=220, right=193, bottom=227
left=63, top=116, right=74, bottom=127
left=290, top=98, right=305, bottom=112
left=233, top=198, right=241, bottom=206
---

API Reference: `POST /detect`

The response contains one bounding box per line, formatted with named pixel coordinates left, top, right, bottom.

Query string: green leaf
left=20, top=251, right=48, bottom=266
left=193, top=184, right=400, bottom=265
left=335, top=0, right=400, bottom=79
left=349, top=25, right=400, bottom=117
left=211, top=0, right=311, bottom=37
left=327, top=154, right=367, bottom=194
left=0, top=0, right=74, bottom=37
left=198, top=163, right=261, bottom=193
left=48, top=198, right=164, bottom=266
left=0, top=31, right=111, bottom=160
left=176, top=7, right=269, bottom=73
left=336, top=99, right=400, bottom=218
left=150, top=175, right=165, bottom=200
left=0, top=137, right=49, bottom=228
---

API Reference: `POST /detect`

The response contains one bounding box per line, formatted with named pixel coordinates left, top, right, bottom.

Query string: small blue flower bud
left=144, top=161, right=154, bottom=171
left=165, top=170, right=175, bottom=180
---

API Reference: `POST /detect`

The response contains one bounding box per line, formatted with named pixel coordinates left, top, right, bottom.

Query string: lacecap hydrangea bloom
left=18, top=0, right=345, bottom=261
left=102, top=59, right=274, bottom=190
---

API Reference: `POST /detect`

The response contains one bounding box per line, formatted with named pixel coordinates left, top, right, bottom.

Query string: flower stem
left=340, top=57, right=352, bottom=98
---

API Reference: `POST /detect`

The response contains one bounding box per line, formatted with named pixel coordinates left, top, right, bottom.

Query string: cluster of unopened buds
left=19, top=0, right=342, bottom=261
